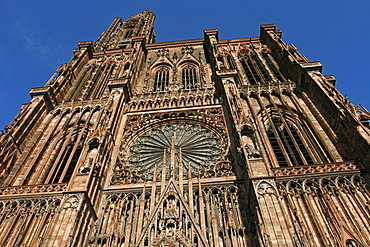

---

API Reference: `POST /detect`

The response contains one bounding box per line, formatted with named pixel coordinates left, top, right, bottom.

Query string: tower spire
left=94, top=9, right=155, bottom=51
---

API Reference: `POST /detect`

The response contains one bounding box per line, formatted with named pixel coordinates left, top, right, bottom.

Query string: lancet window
left=346, top=240, right=360, bottom=247
left=261, top=53, right=286, bottom=82
left=153, top=66, right=170, bottom=92
left=68, top=59, right=116, bottom=101
left=239, top=50, right=285, bottom=84
left=124, top=29, right=133, bottom=39
left=227, top=55, right=235, bottom=69
left=266, top=116, right=313, bottom=166
left=11, top=107, right=103, bottom=187
left=181, top=63, right=199, bottom=89
left=48, top=129, right=87, bottom=184
left=240, top=55, right=261, bottom=84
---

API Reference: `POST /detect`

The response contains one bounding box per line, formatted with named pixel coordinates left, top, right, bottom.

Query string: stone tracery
left=111, top=121, right=230, bottom=185
left=89, top=183, right=251, bottom=247
left=0, top=9, right=369, bottom=247
left=275, top=174, right=370, bottom=246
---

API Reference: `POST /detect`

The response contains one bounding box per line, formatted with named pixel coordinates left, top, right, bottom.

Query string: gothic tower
left=0, top=9, right=370, bottom=246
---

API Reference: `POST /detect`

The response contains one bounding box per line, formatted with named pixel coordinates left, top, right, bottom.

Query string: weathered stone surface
left=0, top=8, right=369, bottom=247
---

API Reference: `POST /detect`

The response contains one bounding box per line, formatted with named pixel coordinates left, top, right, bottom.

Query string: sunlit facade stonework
left=1, top=9, right=370, bottom=246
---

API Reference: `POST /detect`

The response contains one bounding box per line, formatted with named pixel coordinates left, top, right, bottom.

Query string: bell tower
left=94, top=8, right=155, bottom=51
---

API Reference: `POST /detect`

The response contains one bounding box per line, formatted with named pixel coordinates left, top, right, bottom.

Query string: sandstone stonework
left=0, top=9, right=369, bottom=247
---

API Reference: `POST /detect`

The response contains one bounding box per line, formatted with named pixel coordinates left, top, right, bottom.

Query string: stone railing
left=29, top=86, right=51, bottom=98
left=300, top=61, right=322, bottom=70
left=241, top=81, right=296, bottom=95
left=30, top=86, right=49, bottom=93
left=216, top=69, right=238, bottom=77
left=272, top=162, right=360, bottom=177
left=55, top=98, right=109, bottom=110
left=127, top=87, right=219, bottom=112
left=0, top=183, right=68, bottom=196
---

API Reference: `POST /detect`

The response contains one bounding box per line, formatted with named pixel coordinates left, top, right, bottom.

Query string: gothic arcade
left=0, top=9, right=370, bottom=247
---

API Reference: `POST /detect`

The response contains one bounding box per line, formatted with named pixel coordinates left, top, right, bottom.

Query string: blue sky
left=1, top=1, right=369, bottom=130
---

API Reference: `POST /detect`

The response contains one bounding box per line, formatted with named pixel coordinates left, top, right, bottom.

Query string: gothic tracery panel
left=0, top=197, right=61, bottom=246
left=181, top=63, right=200, bottom=89
left=153, top=66, right=170, bottom=92
left=88, top=183, right=251, bottom=247
left=276, top=174, right=370, bottom=246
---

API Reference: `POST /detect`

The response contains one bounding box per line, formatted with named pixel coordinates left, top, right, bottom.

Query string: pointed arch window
left=47, top=129, right=87, bottom=184
left=267, top=116, right=313, bottom=167
left=239, top=51, right=285, bottom=84
left=240, top=53, right=261, bottom=84
left=50, top=141, right=83, bottom=183
left=124, top=29, right=133, bottom=39
left=346, top=239, right=360, bottom=247
left=153, top=67, right=170, bottom=92
left=181, top=63, right=199, bottom=89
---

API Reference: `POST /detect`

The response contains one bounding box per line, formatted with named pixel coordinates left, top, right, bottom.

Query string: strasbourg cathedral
left=1, top=9, right=370, bottom=247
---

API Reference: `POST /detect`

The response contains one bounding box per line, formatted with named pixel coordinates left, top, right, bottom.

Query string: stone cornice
left=272, top=161, right=361, bottom=178
left=0, top=183, right=68, bottom=198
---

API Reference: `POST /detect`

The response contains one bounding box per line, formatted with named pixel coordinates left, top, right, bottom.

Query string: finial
left=143, top=8, right=150, bottom=14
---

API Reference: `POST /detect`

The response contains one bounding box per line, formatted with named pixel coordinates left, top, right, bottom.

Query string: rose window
left=114, top=122, right=227, bottom=183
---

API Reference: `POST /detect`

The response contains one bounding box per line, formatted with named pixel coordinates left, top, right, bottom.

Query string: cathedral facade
left=0, top=9, right=370, bottom=246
